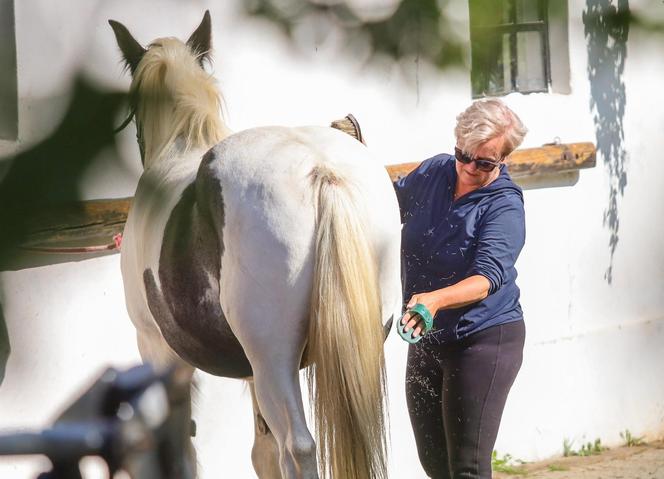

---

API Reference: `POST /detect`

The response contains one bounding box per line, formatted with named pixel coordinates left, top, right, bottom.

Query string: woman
left=394, top=98, right=528, bottom=478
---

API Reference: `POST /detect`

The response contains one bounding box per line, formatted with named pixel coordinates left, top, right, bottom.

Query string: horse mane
left=131, top=37, right=230, bottom=166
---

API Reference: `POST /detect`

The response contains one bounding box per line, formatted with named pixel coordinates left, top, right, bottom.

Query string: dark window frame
left=469, top=0, right=553, bottom=98
left=0, top=0, right=18, bottom=141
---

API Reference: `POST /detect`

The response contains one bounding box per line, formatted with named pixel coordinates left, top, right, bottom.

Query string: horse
left=109, top=11, right=402, bottom=479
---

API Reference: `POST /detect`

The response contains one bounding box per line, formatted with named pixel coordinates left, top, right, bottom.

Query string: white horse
left=110, top=11, right=402, bottom=479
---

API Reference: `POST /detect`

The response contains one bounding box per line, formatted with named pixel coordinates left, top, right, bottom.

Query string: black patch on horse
left=144, top=150, right=252, bottom=378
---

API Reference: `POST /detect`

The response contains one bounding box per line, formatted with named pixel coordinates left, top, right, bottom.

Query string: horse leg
left=134, top=326, right=198, bottom=478
left=228, top=298, right=317, bottom=477
left=251, top=363, right=317, bottom=479
left=249, top=380, right=282, bottom=479
left=136, top=326, right=185, bottom=370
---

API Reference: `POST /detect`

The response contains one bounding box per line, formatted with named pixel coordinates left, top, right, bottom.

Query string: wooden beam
left=17, top=142, right=595, bottom=253
left=504, top=142, right=596, bottom=178
left=387, top=142, right=596, bottom=181
left=19, top=198, right=131, bottom=253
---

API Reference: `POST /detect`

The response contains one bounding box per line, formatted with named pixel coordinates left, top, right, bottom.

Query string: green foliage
left=580, top=438, right=606, bottom=456
left=244, top=0, right=467, bottom=68
left=563, top=437, right=606, bottom=457
left=491, top=450, right=527, bottom=475
left=562, top=438, right=574, bottom=457
left=620, top=429, right=645, bottom=447
left=244, top=0, right=664, bottom=72
left=547, top=464, right=568, bottom=472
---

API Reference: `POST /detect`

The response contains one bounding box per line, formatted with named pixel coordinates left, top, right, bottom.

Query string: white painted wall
left=1, top=0, right=663, bottom=477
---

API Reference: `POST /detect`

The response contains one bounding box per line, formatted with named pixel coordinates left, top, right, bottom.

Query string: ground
left=493, top=441, right=664, bottom=478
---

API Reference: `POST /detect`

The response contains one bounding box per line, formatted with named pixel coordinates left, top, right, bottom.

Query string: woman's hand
left=400, top=276, right=492, bottom=338
left=401, top=291, right=443, bottom=338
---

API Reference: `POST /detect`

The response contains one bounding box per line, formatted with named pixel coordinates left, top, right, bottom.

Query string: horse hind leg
left=250, top=363, right=317, bottom=479
left=249, top=381, right=282, bottom=479
left=231, top=303, right=317, bottom=478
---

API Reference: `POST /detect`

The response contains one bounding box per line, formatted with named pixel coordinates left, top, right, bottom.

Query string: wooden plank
left=19, top=198, right=131, bottom=253
left=387, top=142, right=596, bottom=181
left=18, top=142, right=595, bottom=254
left=504, top=142, right=596, bottom=178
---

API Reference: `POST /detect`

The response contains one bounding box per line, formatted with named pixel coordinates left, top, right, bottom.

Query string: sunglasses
left=454, top=147, right=502, bottom=172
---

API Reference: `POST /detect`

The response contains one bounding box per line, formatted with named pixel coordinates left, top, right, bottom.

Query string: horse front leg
left=134, top=326, right=198, bottom=478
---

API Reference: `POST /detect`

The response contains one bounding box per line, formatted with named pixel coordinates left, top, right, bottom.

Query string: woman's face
left=455, top=135, right=506, bottom=191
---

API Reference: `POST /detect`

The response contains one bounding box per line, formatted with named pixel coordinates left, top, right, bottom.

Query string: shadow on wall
left=517, top=171, right=580, bottom=191
left=583, top=0, right=630, bottom=284
left=0, top=77, right=130, bottom=382
left=0, top=77, right=128, bottom=270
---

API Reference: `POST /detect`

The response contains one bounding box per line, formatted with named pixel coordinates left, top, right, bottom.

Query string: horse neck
left=138, top=102, right=231, bottom=169
left=135, top=75, right=231, bottom=169
left=130, top=38, right=232, bottom=169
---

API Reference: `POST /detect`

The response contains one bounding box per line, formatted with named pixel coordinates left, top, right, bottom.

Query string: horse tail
left=306, top=165, right=388, bottom=479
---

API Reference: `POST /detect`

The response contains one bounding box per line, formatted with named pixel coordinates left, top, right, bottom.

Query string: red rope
left=19, top=233, right=123, bottom=254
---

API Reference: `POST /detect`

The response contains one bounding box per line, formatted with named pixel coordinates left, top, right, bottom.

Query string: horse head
left=109, top=11, right=229, bottom=168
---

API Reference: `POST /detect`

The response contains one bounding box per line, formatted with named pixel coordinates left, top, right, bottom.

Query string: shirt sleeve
left=468, top=196, right=526, bottom=295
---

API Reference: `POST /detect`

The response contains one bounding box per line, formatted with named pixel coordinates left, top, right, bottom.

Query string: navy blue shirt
left=394, top=154, right=526, bottom=342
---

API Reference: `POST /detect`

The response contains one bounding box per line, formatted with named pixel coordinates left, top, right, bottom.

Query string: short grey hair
left=454, top=98, right=528, bottom=158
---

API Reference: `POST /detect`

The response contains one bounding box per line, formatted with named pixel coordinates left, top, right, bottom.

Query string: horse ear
left=186, top=10, right=212, bottom=66
left=108, top=19, right=146, bottom=75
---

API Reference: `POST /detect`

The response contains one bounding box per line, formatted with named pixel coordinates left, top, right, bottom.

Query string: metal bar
left=0, top=423, right=109, bottom=458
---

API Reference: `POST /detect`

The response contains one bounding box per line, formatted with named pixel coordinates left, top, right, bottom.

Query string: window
left=0, top=0, right=18, bottom=141
left=469, top=0, right=570, bottom=98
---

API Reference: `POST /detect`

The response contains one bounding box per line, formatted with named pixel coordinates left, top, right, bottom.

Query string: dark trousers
left=405, top=320, right=525, bottom=479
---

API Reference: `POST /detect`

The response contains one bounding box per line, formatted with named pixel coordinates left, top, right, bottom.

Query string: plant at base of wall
left=563, top=437, right=606, bottom=457
left=620, top=429, right=645, bottom=447
left=547, top=464, right=569, bottom=472
left=491, top=450, right=527, bottom=475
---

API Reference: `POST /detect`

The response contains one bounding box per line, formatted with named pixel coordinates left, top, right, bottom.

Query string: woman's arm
left=401, top=275, right=491, bottom=337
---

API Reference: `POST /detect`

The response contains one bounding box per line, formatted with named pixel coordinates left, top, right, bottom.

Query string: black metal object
left=0, top=364, right=194, bottom=479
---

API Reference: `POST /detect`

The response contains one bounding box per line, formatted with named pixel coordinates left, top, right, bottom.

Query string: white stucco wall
left=1, top=0, right=663, bottom=477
